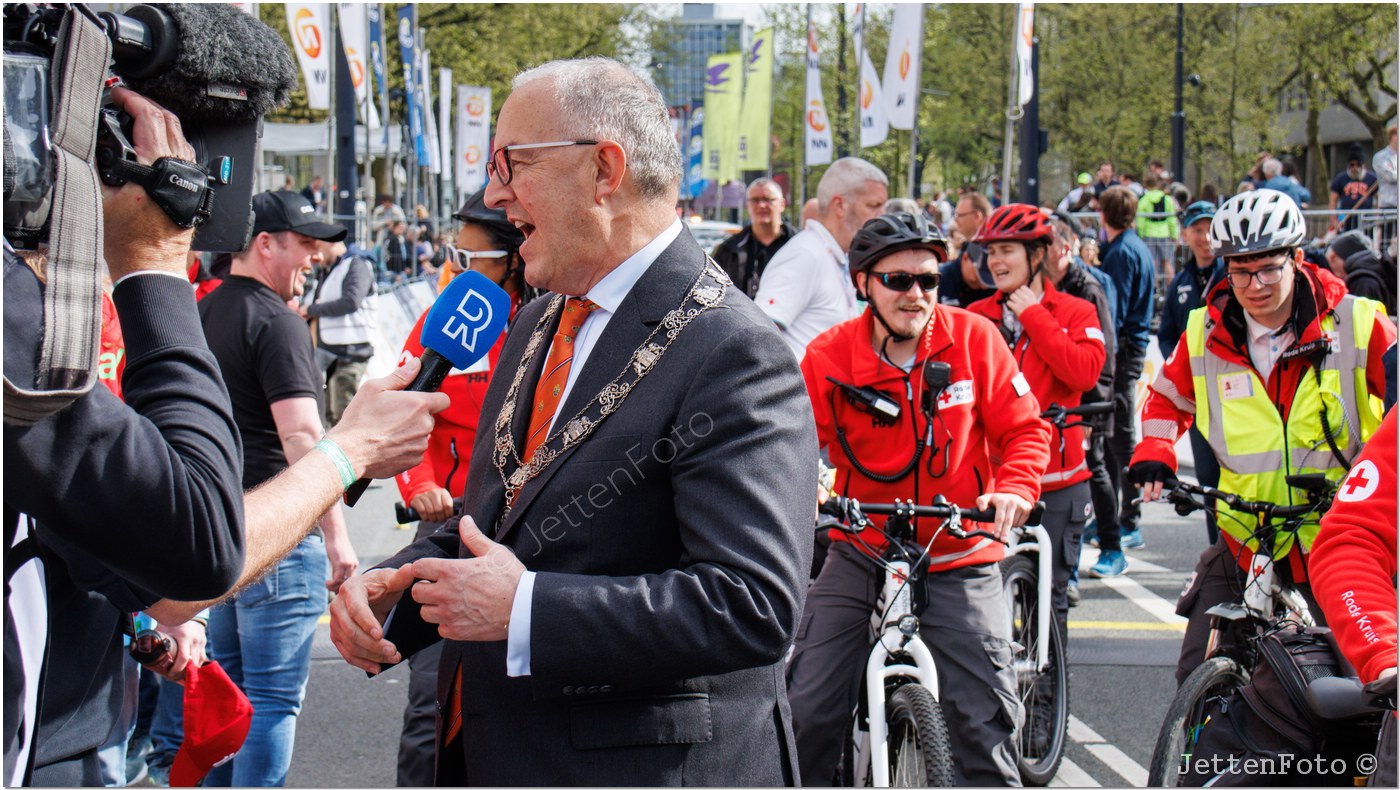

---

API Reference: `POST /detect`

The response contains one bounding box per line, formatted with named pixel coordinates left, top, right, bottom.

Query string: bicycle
left=998, top=400, right=1115, bottom=785
left=1144, top=475, right=1338, bottom=786
left=818, top=493, right=1046, bottom=787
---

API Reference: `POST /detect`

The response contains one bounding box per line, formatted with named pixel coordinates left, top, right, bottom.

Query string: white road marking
left=1049, top=757, right=1102, bottom=787
left=1076, top=551, right=1173, bottom=574
left=1067, top=715, right=1151, bottom=787
left=1095, top=575, right=1188, bottom=625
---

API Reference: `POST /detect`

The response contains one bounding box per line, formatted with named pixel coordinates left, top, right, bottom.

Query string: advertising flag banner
left=738, top=28, right=773, bottom=171
left=852, top=3, right=864, bottom=63
left=804, top=19, right=833, bottom=166
left=1015, top=3, right=1035, bottom=107
left=285, top=3, right=330, bottom=110
left=336, top=4, right=380, bottom=127
left=420, top=48, right=441, bottom=174
left=438, top=68, right=453, bottom=189
left=456, top=86, right=491, bottom=195
left=687, top=108, right=705, bottom=200
left=882, top=2, right=923, bottom=130
left=396, top=6, right=427, bottom=165
left=859, top=50, right=888, bottom=148
left=367, top=4, right=389, bottom=140
left=701, top=53, right=742, bottom=183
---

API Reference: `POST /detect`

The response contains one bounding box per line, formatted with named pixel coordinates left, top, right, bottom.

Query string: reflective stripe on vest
left=317, top=256, right=377, bottom=347
left=1184, top=295, right=1382, bottom=559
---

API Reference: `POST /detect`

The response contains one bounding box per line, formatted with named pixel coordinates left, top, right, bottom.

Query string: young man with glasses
left=1126, top=189, right=1395, bottom=686
left=792, top=212, right=1051, bottom=785
left=713, top=177, right=797, bottom=298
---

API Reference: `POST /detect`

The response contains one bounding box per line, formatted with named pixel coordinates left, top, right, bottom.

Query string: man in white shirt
left=755, top=157, right=889, bottom=359
left=328, top=56, right=817, bottom=787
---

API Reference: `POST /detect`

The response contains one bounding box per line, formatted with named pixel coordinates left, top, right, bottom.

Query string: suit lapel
left=493, top=234, right=706, bottom=544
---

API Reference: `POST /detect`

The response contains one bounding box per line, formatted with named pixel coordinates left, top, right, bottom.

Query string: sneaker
left=1121, top=528, right=1146, bottom=549
left=1067, top=579, right=1081, bottom=607
left=1089, top=549, right=1128, bottom=578
left=1083, top=521, right=1098, bottom=548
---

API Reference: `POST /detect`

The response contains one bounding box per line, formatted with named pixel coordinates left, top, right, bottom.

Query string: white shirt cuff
left=505, top=570, right=536, bottom=677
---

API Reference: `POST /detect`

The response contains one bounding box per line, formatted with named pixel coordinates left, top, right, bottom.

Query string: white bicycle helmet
left=1209, top=188, right=1306, bottom=257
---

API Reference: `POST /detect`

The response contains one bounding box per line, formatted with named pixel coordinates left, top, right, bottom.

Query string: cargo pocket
left=569, top=693, right=713, bottom=750
left=982, top=635, right=1023, bottom=732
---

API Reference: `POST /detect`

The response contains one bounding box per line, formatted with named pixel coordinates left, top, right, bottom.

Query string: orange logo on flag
left=466, top=95, right=485, bottom=116
left=861, top=80, right=873, bottom=110
left=464, top=145, right=481, bottom=165
left=347, top=48, right=365, bottom=88
left=807, top=101, right=827, bottom=132
left=899, top=48, right=911, bottom=80
left=808, top=26, right=819, bottom=54
left=293, top=8, right=322, bottom=59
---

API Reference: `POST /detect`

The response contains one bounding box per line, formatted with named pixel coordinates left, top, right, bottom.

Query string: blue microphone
left=342, top=270, right=512, bottom=506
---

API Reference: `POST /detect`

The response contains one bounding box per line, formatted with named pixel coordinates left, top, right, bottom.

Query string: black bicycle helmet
left=1210, top=188, right=1306, bottom=258
left=847, top=212, right=949, bottom=289
left=453, top=188, right=525, bottom=250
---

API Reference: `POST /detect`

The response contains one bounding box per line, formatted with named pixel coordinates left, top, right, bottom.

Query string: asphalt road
left=284, top=472, right=1215, bottom=788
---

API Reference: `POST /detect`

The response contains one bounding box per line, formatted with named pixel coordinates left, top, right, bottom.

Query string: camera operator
left=3, top=86, right=449, bottom=786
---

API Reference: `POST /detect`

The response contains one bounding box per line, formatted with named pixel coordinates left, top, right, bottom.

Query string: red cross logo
left=938, top=390, right=953, bottom=406
left=1337, top=460, right=1380, bottom=502
left=1343, top=468, right=1372, bottom=497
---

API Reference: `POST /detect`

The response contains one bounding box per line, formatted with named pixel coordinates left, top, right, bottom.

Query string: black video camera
left=2, top=3, right=297, bottom=251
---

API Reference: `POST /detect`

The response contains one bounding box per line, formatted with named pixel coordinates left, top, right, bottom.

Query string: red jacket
left=966, top=280, right=1106, bottom=491
left=98, top=291, right=125, bottom=399
left=394, top=298, right=518, bottom=503
left=802, top=306, right=1052, bottom=570
left=1133, top=262, right=1394, bottom=578
left=1309, top=408, right=1397, bottom=685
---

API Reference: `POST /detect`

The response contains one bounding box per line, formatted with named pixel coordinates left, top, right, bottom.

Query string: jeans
left=95, top=657, right=140, bottom=787
left=205, top=535, right=327, bottom=787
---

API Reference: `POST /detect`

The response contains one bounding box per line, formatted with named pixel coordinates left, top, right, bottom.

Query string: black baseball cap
left=250, top=190, right=347, bottom=242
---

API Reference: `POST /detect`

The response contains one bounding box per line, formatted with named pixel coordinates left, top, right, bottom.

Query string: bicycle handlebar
left=1039, top=401, right=1115, bottom=421
left=1156, top=480, right=1330, bottom=520
left=395, top=498, right=464, bottom=524
left=818, top=494, right=1045, bottom=541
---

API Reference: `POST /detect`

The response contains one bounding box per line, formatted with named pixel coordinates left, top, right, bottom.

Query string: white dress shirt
left=1241, top=310, right=1296, bottom=385
left=506, top=218, right=683, bottom=676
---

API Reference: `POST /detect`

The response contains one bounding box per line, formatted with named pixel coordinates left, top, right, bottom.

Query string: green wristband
left=314, top=438, right=357, bottom=490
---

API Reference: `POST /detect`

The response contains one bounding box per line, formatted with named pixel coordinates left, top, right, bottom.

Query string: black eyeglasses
left=486, top=140, right=599, bottom=186
left=1225, top=262, right=1288, bottom=289
left=869, top=271, right=940, bottom=292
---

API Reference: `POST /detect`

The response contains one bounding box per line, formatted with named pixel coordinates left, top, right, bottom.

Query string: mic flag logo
left=705, top=63, right=731, bottom=89
left=421, top=270, right=511, bottom=371
left=294, top=7, right=321, bottom=59
left=749, top=37, right=764, bottom=66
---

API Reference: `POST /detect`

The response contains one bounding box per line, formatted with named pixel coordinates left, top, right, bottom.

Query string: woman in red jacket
left=393, top=189, right=534, bottom=786
left=967, top=204, right=1106, bottom=637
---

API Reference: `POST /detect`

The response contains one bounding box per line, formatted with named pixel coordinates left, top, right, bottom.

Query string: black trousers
left=1108, top=340, right=1148, bottom=538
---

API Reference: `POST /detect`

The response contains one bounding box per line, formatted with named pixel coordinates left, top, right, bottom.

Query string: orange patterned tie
left=522, top=297, right=599, bottom=463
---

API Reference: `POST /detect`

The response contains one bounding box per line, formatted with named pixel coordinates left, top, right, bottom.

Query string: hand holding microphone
left=341, top=271, right=512, bottom=506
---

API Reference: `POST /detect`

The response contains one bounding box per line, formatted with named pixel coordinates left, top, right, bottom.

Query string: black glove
left=1127, top=461, right=1177, bottom=488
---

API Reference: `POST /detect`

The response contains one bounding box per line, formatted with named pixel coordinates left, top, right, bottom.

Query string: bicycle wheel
left=1001, top=553, right=1069, bottom=786
left=1147, top=656, right=1250, bottom=787
left=886, top=684, right=956, bottom=787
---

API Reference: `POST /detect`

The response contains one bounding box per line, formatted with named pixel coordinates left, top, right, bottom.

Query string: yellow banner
left=738, top=28, right=773, bottom=171
left=702, top=52, right=743, bottom=183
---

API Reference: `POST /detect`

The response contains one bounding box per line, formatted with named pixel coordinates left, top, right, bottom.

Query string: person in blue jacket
left=1154, top=200, right=1225, bottom=545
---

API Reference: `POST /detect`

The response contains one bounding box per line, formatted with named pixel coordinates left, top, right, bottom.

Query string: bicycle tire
left=1001, top=553, right=1069, bottom=786
left=1147, top=656, right=1250, bottom=787
left=887, top=684, right=956, bottom=787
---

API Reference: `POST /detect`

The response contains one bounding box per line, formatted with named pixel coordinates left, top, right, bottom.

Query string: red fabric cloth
left=1309, top=408, right=1398, bottom=685
left=801, top=306, right=1051, bottom=570
left=966, top=279, right=1106, bottom=491
left=169, top=661, right=252, bottom=787
left=98, top=291, right=126, bottom=399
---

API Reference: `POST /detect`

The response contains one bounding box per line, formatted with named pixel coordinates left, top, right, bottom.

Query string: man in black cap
left=1327, top=229, right=1396, bottom=315
left=1330, top=142, right=1377, bottom=233
left=194, top=189, right=359, bottom=786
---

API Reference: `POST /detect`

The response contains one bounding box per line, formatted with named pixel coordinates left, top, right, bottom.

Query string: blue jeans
left=205, top=535, right=327, bottom=787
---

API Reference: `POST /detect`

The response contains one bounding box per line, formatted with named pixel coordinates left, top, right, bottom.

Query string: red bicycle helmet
left=972, top=203, right=1055, bottom=246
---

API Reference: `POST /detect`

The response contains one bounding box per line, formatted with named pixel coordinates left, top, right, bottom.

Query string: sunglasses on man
left=869, top=271, right=940, bottom=292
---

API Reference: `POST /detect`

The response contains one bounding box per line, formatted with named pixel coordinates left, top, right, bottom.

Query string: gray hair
left=884, top=197, right=922, bottom=215
left=1261, top=157, right=1283, bottom=179
left=816, top=157, right=888, bottom=212
left=748, top=176, right=783, bottom=196
left=514, top=57, right=682, bottom=202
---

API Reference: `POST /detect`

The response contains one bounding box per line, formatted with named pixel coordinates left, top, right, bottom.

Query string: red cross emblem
left=1337, top=460, right=1380, bottom=502
left=938, top=390, right=953, bottom=406
left=1343, top=467, right=1372, bottom=497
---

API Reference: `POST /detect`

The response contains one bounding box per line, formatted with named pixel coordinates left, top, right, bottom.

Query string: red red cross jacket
left=966, top=279, right=1107, bottom=492
left=1309, top=407, right=1397, bottom=685
left=801, top=305, right=1052, bottom=571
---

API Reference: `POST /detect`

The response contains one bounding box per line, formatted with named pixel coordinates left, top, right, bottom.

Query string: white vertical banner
left=336, top=4, right=380, bottom=127
left=285, top=3, right=331, bottom=110
left=852, top=3, right=864, bottom=63
left=1015, top=3, right=1036, bottom=107
left=456, top=86, right=491, bottom=195
left=438, top=68, right=453, bottom=194
left=419, top=49, right=441, bottom=174
left=804, top=18, right=833, bottom=166
left=882, top=2, right=923, bottom=130
left=859, top=51, right=888, bottom=148
left=229, top=2, right=258, bottom=14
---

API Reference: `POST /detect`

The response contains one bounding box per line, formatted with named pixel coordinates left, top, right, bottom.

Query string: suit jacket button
left=600, top=685, right=613, bottom=694
left=563, top=685, right=574, bottom=696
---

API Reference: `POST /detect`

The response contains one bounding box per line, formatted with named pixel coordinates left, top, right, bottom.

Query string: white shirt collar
left=584, top=219, right=683, bottom=313
left=802, top=218, right=847, bottom=265
left=1242, top=310, right=1291, bottom=343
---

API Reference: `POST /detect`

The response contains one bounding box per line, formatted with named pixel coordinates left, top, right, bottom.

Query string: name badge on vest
left=1221, top=372, right=1254, bottom=401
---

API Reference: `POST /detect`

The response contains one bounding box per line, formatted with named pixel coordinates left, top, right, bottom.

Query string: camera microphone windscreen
left=118, top=4, right=297, bottom=123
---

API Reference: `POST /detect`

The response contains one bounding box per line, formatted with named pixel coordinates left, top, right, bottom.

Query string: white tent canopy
left=262, top=122, right=403, bottom=156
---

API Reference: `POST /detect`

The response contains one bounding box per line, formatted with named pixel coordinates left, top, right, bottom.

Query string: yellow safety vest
left=1185, top=295, right=1384, bottom=560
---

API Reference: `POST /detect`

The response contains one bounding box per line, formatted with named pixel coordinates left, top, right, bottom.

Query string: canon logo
left=168, top=173, right=199, bottom=193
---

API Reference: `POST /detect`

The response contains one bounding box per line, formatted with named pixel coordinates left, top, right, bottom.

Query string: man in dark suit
left=330, top=57, right=818, bottom=786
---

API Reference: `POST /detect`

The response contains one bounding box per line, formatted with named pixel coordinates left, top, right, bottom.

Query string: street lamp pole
left=1171, top=3, right=1185, bottom=182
